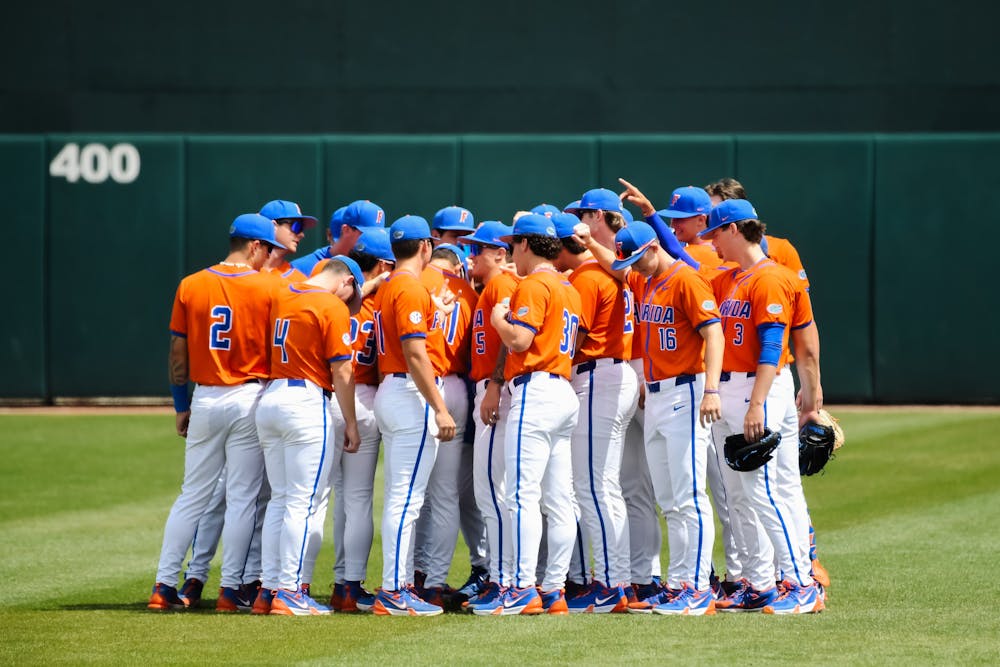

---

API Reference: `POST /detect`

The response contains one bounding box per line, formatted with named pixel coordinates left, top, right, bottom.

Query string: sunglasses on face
left=278, top=219, right=304, bottom=234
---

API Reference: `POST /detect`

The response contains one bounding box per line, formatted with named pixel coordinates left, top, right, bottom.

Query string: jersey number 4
left=209, top=306, right=232, bottom=350
left=273, top=318, right=290, bottom=363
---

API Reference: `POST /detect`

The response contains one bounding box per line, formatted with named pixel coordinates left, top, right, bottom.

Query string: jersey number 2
left=209, top=306, right=232, bottom=350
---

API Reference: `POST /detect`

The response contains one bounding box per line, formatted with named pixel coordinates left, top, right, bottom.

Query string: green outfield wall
left=1, top=134, right=994, bottom=404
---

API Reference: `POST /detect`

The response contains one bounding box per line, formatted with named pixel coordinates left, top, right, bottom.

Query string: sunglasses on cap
left=277, top=219, right=305, bottom=234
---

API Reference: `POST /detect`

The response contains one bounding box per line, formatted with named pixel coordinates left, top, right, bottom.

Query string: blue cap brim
left=658, top=209, right=705, bottom=219
left=610, top=246, right=650, bottom=271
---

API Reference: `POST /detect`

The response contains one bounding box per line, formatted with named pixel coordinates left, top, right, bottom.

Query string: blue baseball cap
left=621, top=208, right=634, bottom=224
left=433, top=206, right=476, bottom=232
left=329, top=254, right=366, bottom=312
left=499, top=213, right=558, bottom=242
left=329, top=206, right=348, bottom=238
left=563, top=199, right=582, bottom=213
left=699, top=199, right=759, bottom=237
left=259, top=200, right=319, bottom=230
left=353, top=227, right=395, bottom=263
left=343, top=200, right=386, bottom=229
left=530, top=203, right=561, bottom=218
left=577, top=188, right=624, bottom=213
left=389, top=215, right=432, bottom=242
left=611, top=222, right=658, bottom=271
left=553, top=212, right=583, bottom=239
left=657, top=186, right=713, bottom=219
left=458, top=220, right=511, bottom=250
left=229, top=213, right=287, bottom=249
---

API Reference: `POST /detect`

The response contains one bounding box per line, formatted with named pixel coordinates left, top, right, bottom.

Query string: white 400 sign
left=49, top=143, right=141, bottom=184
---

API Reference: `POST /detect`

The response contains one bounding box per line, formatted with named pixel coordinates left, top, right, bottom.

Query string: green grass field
left=2, top=408, right=999, bottom=665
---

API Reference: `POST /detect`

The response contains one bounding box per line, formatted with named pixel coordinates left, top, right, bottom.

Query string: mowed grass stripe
left=1, top=409, right=999, bottom=666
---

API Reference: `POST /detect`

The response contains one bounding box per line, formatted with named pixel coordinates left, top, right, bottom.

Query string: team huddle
left=149, top=176, right=831, bottom=617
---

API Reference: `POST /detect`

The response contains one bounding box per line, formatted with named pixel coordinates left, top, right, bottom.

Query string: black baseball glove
left=798, top=409, right=845, bottom=476
left=724, top=428, right=781, bottom=472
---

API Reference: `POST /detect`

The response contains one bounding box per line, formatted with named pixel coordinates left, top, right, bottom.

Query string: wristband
left=170, top=383, right=191, bottom=413
left=703, top=389, right=719, bottom=395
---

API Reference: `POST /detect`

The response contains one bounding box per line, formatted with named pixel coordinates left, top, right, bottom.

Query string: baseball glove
left=724, top=428, right=782, bottom=472
left=798, top=409, right=845, bottom=476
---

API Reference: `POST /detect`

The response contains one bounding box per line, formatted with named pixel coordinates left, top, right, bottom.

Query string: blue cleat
left=464, top=581, right=502, bottom=611
left=269, top=587, right=332, bottom=616
left=148, top=583, right=186, bottom=611
left=652, top=584, right=716, bottom=616
left=372, top=587, right=443, bottom=616
left=539, top=589, right=568, bottom=615
left=763, top=581, right=824, bottom=615
left=567, top=582, right=628, bottom=614
left=472, top=586, right=542, bottom=616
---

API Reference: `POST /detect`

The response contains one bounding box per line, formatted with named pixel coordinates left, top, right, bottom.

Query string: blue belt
left=575, top=358, right=624, bottom=374
left=391, top=372, right=407, bottom=378
left=513, top=372, right=560, bottom=387
left=286, top=378, right=331, bottom=399
left=720, top=371, right=756, bottom=382
left=647, top=374, right=695, bottom=393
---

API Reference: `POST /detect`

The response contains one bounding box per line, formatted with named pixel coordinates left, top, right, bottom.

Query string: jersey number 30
left=560, top=309, right=580, bottom=357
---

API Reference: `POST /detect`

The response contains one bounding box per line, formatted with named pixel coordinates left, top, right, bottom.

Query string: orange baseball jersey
left=169, top=265, right=275, bottom=386
left=626, top=262, right=721, bottom=382
left=685, top=242, right=726, bottom=271
left=373, top=269, right=445, bottom=377
left=262, top=260, right=308, bottom=284
left=568, top=260, right=633, bottom=364
left=711, top=259, right=795, bottom=373
left=765, top=235, right=810, bottom=290
left=779, top=263, right=815, bottom=367
left=503, top=268, right=583, bottom=381
left=267, top=282, right=354, bottom=392
left=349, top=293, right=379, bottom=386
left=426, top=265, right=477, bottom=376
left=470, top=271, right=519, bottom=381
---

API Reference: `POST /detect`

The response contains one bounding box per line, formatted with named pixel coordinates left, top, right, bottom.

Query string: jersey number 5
left=209, top=305, right=232, bottom=350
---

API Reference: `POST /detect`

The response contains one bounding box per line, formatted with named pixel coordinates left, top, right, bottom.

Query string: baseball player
left=432, top=205, right=476, bottom=246
left=413, top=243, right=480, bottom=606
left=327, top=227, right=396, bottom=612
left=454, top=221, right=520, bottom=611
left=149, top=213, right=282, bottom=612
left=699, top=199, right=822, bottom=614
left=577, top=220, right=724, bottom=615
left=473, top=213, right=582, bottom=616
left=254, top=256, right=364, bottom=616
left=552, top=205, right=638, bottom=614
left=371, top=215, right=456, bottom=617
left=260, top=199, right=318, bottom=282
left=291, top=200, right=385, bottom=277
left=706, top=177, right=830, bottom=589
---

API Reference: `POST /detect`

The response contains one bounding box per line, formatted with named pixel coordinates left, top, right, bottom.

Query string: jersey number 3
left=559, top=309, right=580, bottom=357
left=209, top=306, right=232, bottom=350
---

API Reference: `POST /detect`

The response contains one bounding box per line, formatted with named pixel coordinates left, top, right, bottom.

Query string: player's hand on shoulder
left=699, top=392, right=721, bottom=428
left=435, top=409, right=457, bottom=442
left=175, top=411, right=191, bottom=437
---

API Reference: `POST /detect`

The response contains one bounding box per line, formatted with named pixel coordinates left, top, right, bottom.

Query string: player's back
left=268, top=282, right=353, bottom=391
left=504, top=269, right=582, bottom=381
left=373, top=270, right=440, bottom=376
left=350, top=294, right=379, bottom=386
left=569, top=261, right=632, bottom=364
left=765, top=235, right=809, bottom=290
left=170, top=266, right=274, bottom=385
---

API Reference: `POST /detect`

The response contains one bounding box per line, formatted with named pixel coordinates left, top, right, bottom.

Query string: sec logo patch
left=517, top=306, right=529, bottom=317
left=702, top=300, right=716, bottom=310
left=342, top=333, right=351, bottom=345
left=767, top=303, right=783, bottom=314
left=409, top=311, right=422, bottom=324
